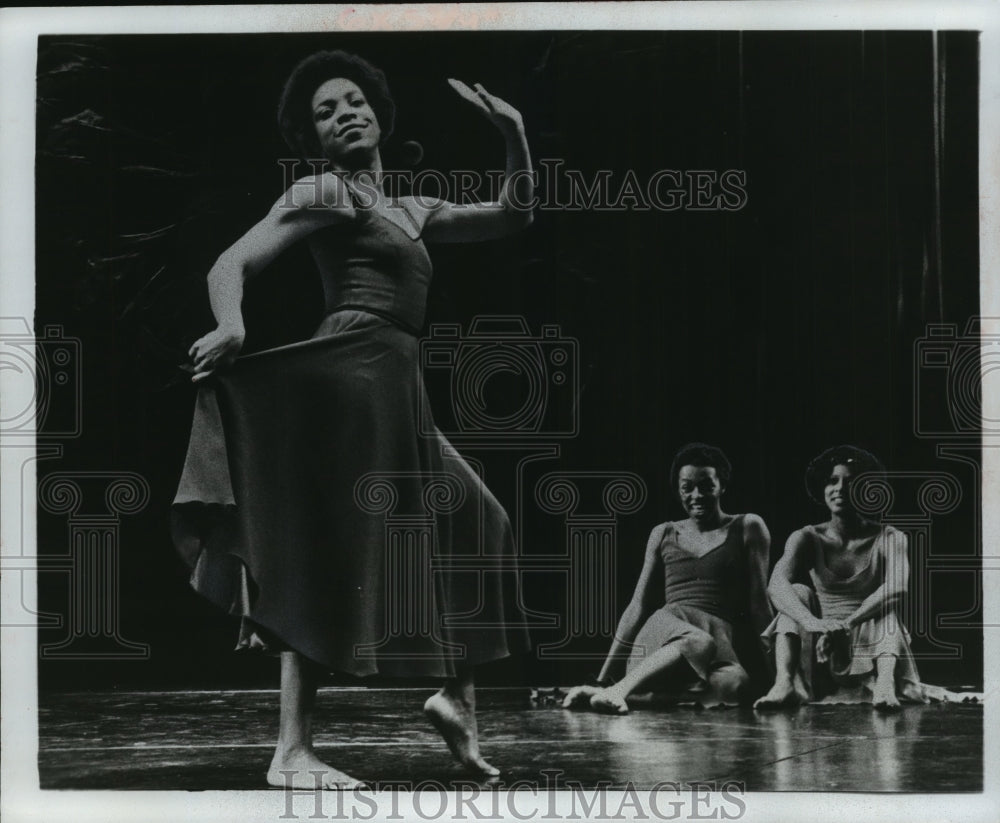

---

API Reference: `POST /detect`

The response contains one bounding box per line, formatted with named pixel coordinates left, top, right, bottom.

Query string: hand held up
left=447, top=78, right=524, bottom=135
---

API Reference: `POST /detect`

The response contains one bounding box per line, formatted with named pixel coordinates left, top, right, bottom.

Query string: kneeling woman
left=563, top=443, right=773, bottom=714
left=756, top=445, right=960, bottom=709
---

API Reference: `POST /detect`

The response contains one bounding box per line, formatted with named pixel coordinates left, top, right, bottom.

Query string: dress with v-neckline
left=811, top=525, right=879, bottom=583
left=172, top=179, right=531, bottom=678
left=305, top=189, right=433, bottom=334
left=658, top=515, right=746, bottom=622
left=756, top=523, right=958, bottom=704
left=808, top=525, right=885, bottom=605
left=672, top=515, right=740, bottom=559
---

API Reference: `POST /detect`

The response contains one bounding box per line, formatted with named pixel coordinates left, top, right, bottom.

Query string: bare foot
left=267, top=747, right=362, bottom=789
left=561, top=685, right=600, bottom=709
left=424, top=691, right=500, bottom=777
left=791, top=672, right=810, bottom=703
left=871, top=680, right=901, bottom=711
left=872, top=655, right=901, bottom=711
left=700, top=684, right=740, bottom=708
left=589, top=687, right=629, bottom=715
left=754, top=677, right=809, bottom=710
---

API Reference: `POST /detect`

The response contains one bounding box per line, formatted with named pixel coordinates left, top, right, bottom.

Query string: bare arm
left=845, top=528, right=909, bottom=629
left=767, top=529, right=844, bottom=634
left=743, top=513, right=774, bottom=636
left=188, top=173, right=355, bottom=382
left=596, top=525, right=665, bottom=682
left=416, top=81, right=534, bottom=243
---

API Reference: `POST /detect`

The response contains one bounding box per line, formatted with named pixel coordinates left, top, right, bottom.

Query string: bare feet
left=561, top=684, right=600, bottom=709
left=871, top=679, right=901, bottom=711
left=589, top=687, right=629, bottom=715
left=424, top=691, right=500, bottom=777
left=701, top=683, right=740, bottom=708
left=753, top=676, right=810, bottom=710
left=872, top=655, right=901, bottom=711
left=267, top=747, right=362, bottom=789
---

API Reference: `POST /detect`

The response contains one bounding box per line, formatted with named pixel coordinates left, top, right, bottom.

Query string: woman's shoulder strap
left=875, top=523, right=907, bottom=552
left=392, top=195, right=439, bottom=240
left=643, top=521, right=671, bottom=553
left=650, top=520, right=671, bottom=541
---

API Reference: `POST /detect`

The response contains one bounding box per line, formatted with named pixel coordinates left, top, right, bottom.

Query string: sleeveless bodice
left=808, top=525, right=888, bottom=621
left=658, top=515, right=745, bottom=621
left=174, top=191, right=532, bottom=676
left=307, top=201, right=433, bottom=334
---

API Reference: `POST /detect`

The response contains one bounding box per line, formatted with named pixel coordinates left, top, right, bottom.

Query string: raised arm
left=844, top=528, right=909, bottom=629
left=416, top=80, right=534, bottom=243
left=595, top=524, right=665, bottom=683
left=767, top=529, right=843, bottom=634
left=188, top=173, right=354, bottom=382
left=743, top=513, right=774, bottom=636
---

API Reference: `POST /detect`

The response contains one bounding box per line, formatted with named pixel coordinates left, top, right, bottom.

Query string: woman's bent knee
left=791, top=583, right=814, bottom=605
left=679, top=630, right=716, bottom=663
left=710, top=665, right=749, bottom=698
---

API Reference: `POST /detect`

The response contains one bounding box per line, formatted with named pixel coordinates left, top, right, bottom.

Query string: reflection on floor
left=38, top=688, right=982, bottom=791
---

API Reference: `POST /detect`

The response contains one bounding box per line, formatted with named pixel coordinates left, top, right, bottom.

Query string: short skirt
left=761, top=584, right=944, bottom=703
left=627, top=604, right=743, bottom=685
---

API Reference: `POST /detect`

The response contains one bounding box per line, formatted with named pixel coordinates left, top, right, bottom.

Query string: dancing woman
left=172, top=50, right=532, bottom=787
left=563, top=443, right=773, bottom=713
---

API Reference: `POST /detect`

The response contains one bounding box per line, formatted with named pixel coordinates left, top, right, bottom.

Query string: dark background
left=34, top=30, right=982, bottom=691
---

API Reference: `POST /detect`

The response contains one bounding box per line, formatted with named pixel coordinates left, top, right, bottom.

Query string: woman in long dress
left=755, top=445, right=962, bottom=709
left=562, top=443, right=773, bottom=713
left=173, top=50, right=532, bottom=788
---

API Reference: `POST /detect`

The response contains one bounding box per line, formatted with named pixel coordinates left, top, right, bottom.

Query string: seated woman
left=562, top=443, right=773, bottom=714
left=755, top=445, right=966, bottom=710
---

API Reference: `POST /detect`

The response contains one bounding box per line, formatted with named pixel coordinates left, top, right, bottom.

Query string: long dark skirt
left=172, top=309, right=531, bottom=678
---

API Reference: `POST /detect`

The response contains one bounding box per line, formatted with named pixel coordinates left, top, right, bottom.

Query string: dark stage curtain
left=34, top=31, right=982, bottom=690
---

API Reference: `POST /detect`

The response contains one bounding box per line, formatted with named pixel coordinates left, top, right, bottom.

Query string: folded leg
left=593, top=627, right=716, bottom=714
left=705, top=663, right=750, bottom=706
left=755, top=584, right=817, bottom=709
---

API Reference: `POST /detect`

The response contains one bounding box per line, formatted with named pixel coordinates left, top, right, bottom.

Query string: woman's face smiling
left=311, top=77, right=380, bottom=164
left=678, top=464, right=723, bottom=524
left=824, top=463, right=854, bottom=515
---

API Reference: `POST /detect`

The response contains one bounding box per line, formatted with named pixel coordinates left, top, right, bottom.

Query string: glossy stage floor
left=38, top=687, right=982, bottom=792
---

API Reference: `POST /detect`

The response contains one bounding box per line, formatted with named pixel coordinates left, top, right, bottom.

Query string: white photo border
left=2, top=3, right=998, bottom=822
